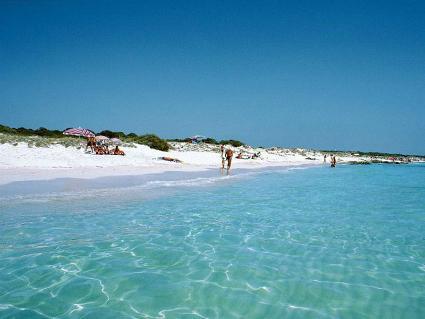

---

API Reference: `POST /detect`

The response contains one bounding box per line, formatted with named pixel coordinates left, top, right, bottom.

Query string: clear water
left=1, top=164, right=425, bottom=318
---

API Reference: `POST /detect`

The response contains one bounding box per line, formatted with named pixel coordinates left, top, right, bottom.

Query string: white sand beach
left=0, top=141, right=323, bottom=185
left=2, top=138, right=422, bottom=186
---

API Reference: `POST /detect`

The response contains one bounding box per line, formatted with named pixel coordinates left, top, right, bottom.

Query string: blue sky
left=1, top=0, right=424, bottom=154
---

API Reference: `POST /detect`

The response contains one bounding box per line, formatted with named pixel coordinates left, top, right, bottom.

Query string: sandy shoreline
left=0, top=140, right=321, bottom=200
left=0, top=141, right=320, bottom=186
left=2, top=140, right=421, bottom=189
left=0, top=165, right=209, bottom=185
left=0, top=160, right=316, bottom=185
left=0, top=164, right=319, bottom=201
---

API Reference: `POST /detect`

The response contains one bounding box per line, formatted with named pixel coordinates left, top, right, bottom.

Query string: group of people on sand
left=324, top=154, right=337, bottom=167
left=221, top=145, right=234, bottom=171
left=85, top=137, right=125, bottom=156
left=236, top=151, right=261, bottom=160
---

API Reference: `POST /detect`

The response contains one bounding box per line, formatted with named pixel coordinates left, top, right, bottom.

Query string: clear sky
left=1, top=0, right=424, bottom=154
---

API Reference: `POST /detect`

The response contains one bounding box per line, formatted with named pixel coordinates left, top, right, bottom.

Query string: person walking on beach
left=220, top=145, right=226, bottom=169
left=225, top=148, right=234, bottom=171
left=330, top=154, right=336, bottom=167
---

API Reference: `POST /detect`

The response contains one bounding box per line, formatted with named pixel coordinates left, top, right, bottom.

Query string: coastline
left=0, top=160, right=317, bottom=185
left=0, top=163, right=319, bottom=201
left=2, top=140, right=422, bottom=192
left=1, top=141, right=321, bottom=186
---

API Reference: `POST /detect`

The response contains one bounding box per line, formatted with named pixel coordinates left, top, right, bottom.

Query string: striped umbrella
left=63, top=127, right=95, bottom=138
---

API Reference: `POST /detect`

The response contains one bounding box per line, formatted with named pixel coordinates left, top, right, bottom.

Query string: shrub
left=167, top=138, right=192, bottom=143
left=35, top=140, right=47, bottom=147
left=1, top=123, right=68, bottom=138
left=126, top=134, right=169, bottom=151
left=203, top=137, right=219, bottom=145
left=34, top=127, right=63, bottom=138
left=0, top=124, right=17, bottom=134
left=97, top=130, right=126, bottom=138
left=219, top=139, right=244, bottom=147
left=16, top=127, right=34, bottom=135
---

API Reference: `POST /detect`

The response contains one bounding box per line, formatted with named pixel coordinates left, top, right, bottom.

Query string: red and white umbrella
left=63, top=127, right=95, bottom=138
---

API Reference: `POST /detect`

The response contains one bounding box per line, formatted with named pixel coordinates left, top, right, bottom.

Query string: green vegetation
left=203, top=137, right=219, bottom=145
left=355, top=151, right=405, bottom=157
left=125, top=134, right=169, bottom=152
left=219, top=139, right=245, bottom=147
left=0, top=124, right=170, bottom=151
left=167, top=138, right=192, bottom=143
left=0, top=124, right=16, bottom=135
left=95, top=129, right=169, bottom=151
left=0, top=133, right=81, bottom=148
left=0, top=124, right=64, bottom=138
left=201, top=138, right=244, bottom=147
left=97, top=130, right=126, bottom=139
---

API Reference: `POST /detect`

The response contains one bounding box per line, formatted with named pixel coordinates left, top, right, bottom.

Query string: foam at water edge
left=0, top=165, right=319, bottom=205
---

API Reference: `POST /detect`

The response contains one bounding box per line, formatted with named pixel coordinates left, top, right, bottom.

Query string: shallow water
left=1, top=164, right=425, bottom=318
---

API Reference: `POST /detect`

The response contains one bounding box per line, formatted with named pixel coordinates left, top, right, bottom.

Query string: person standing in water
left=220, top=145, right=226, bottom=169
left=330, top=154, right=336, bottom=167
left=324, top=154, right=327, bottom=163
left=225, top=148, right=234, bottom=171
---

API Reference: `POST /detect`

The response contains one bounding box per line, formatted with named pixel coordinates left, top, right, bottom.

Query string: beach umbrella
left=190, top=135, right=206, bottom=143
left=63, top=127, right=95, bottom=138
left=190, top=135, right=206, bottom=140
left=95, top=135, right=110, bottom=142
left=95, top=135, right=110, bottom=146
left=110, top=138, right=122, bottom=145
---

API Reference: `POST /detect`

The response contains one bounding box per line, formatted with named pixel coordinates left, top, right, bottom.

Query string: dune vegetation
left=0, top=124, right=170, bottom=151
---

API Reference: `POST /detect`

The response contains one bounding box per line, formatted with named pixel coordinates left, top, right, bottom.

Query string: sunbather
left=103, top=145, right=110, bottom=154
left=236, top=152, right=252, bottom=160
left=114, top=146, right=125, bottom=156
left=252, top=152, right=261, bottom=159
left=95, top=146, right=105, bottom=155
left=160, top=156, right=182, bottom=163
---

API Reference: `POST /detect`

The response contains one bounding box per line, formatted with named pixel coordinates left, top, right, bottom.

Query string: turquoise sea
left=1, top=164, right=425, bottom=318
